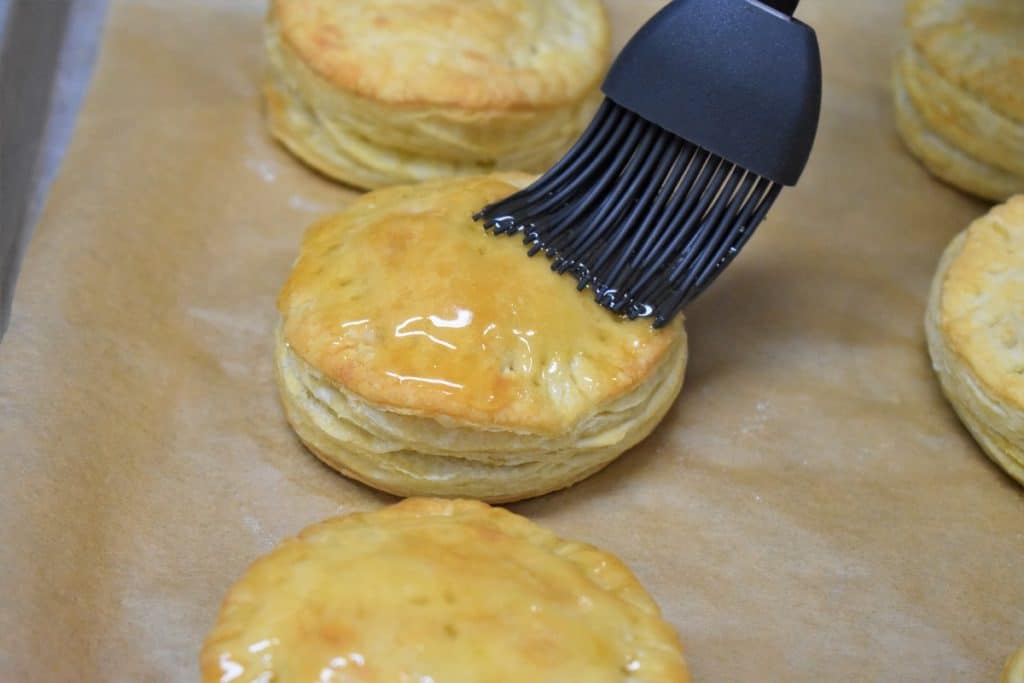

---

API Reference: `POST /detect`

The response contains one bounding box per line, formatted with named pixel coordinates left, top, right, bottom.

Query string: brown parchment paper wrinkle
left=0, top=1, right=1022, bottom=680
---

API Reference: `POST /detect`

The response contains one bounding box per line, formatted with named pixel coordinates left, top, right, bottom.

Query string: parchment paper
left=1, top=1, right=1022, bottom=680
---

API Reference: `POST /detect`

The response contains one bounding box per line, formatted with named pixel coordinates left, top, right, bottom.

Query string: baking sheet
left=1, top=1, right=1022, bottom=680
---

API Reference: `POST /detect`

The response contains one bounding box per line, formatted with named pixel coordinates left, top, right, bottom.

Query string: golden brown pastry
left=893, top=0, right=1024, bottom=201
left=925, top=195, right=1024, bottom=485
left=275, top=173, right=687, bottom=502
left=200, top=498, right=692, bottom=682
left=264, top=0, right=610, bottom=189
left=897, top=47, right=1024, bottom=178
left=1005, top=644, right=1024, bottom=683
left=892, top=67, right=1023, bottom=202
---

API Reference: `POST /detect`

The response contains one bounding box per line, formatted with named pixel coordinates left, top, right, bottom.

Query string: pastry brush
left=474, top=0, right=821, bottom=327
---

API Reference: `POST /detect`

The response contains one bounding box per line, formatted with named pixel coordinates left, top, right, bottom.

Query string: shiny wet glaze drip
left=277, top=175, right=678, bottom=431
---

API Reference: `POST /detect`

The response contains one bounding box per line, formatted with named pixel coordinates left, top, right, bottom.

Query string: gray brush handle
left=760, top=0, right=799, bottom=16
left=0, top=0, right=72, bottom=339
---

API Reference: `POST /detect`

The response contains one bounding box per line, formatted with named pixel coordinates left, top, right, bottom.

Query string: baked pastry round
left=925, top=195, right=1024, bottom=485
left=893, top=0, right=1024, bottom=201
left=892, top=67, right=1023, bottom=202
left=1005, top=644, right=1024, bottom=683
left=275, top=173, right=687, bottom=502
left=264, top=0, right=611, bottom=189
left=200, top=498, right=692, bottom=682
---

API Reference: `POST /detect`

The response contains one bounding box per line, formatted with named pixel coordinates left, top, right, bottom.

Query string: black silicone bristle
left=474, top=100, right=781, bottom=328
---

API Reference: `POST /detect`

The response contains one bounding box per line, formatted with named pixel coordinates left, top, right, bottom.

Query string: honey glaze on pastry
left=200, top=498, right=692, bottom=682
left=279, top=174, right=677, bottom=432
left=275, top=173, right=687, bottom=502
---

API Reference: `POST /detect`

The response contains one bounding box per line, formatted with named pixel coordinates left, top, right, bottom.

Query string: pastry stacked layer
left=264, top=0, right=610, bottom=189
left=925, top=196, right=1024, bottom=485
left=276, top=173, right=687, bottom=503
left=893, top=0, right=1024, bottom=201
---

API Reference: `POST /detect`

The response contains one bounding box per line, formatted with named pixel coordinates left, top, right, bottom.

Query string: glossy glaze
left=201, top=500, right=690, bottom=682
left=277, top=175, right=680, bottom=433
